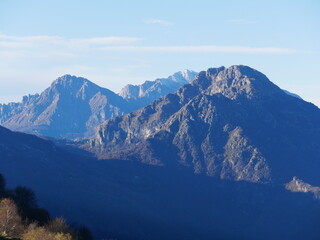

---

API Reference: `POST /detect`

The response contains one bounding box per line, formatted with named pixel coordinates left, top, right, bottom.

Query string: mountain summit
left=0, top=75, right=130, bottom=138
left=119, top=70, right=197, bottom=107
left=87, top=65, right=320, bottom=185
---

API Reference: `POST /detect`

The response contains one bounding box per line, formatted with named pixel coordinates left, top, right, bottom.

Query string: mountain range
left=0, top=65, right=319, bottom=239
left=0, top=69, right=299, bottom=140
left=0, top=71, right=197, bottom=139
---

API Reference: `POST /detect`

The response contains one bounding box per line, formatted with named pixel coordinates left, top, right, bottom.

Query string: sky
left=0, top=0, right=319, bottom=106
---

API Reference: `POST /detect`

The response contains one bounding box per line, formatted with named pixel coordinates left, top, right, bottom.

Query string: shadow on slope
left=2, top=154, right=320, bottom=240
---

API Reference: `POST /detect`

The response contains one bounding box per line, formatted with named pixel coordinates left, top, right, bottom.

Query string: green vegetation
left=0, top=174, right=93, bottom=240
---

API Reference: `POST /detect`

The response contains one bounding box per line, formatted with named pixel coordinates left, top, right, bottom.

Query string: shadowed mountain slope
left=0, top=124, right=320, bottom=240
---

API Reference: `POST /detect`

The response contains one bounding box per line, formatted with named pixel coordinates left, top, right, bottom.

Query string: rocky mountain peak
left=87, top=65, right=320, bottom=185
left=206, top=66, right=226, bottom=76
left=0, top=74, right=131, bottom=138
left=49, top=74, right=102, bottom=98
left=52, top=74, right=86, bottom=86
left=191, top=65, right=283, bottom=100
left=118, top=70, right=198, bottom=108
left=172, top=69, right=198, bottom=83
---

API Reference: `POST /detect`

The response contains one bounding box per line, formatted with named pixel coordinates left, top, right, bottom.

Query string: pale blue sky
left=0, top=0, right=319, bottom=106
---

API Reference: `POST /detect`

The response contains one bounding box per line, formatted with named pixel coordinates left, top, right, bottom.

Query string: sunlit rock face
left=87, top=65, right=320, bottom=184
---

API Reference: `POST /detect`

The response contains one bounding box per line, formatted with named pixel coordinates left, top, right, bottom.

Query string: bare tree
left=0, top=198, right=24, bottom=237
left=46, top=217, right=71, bottom=234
